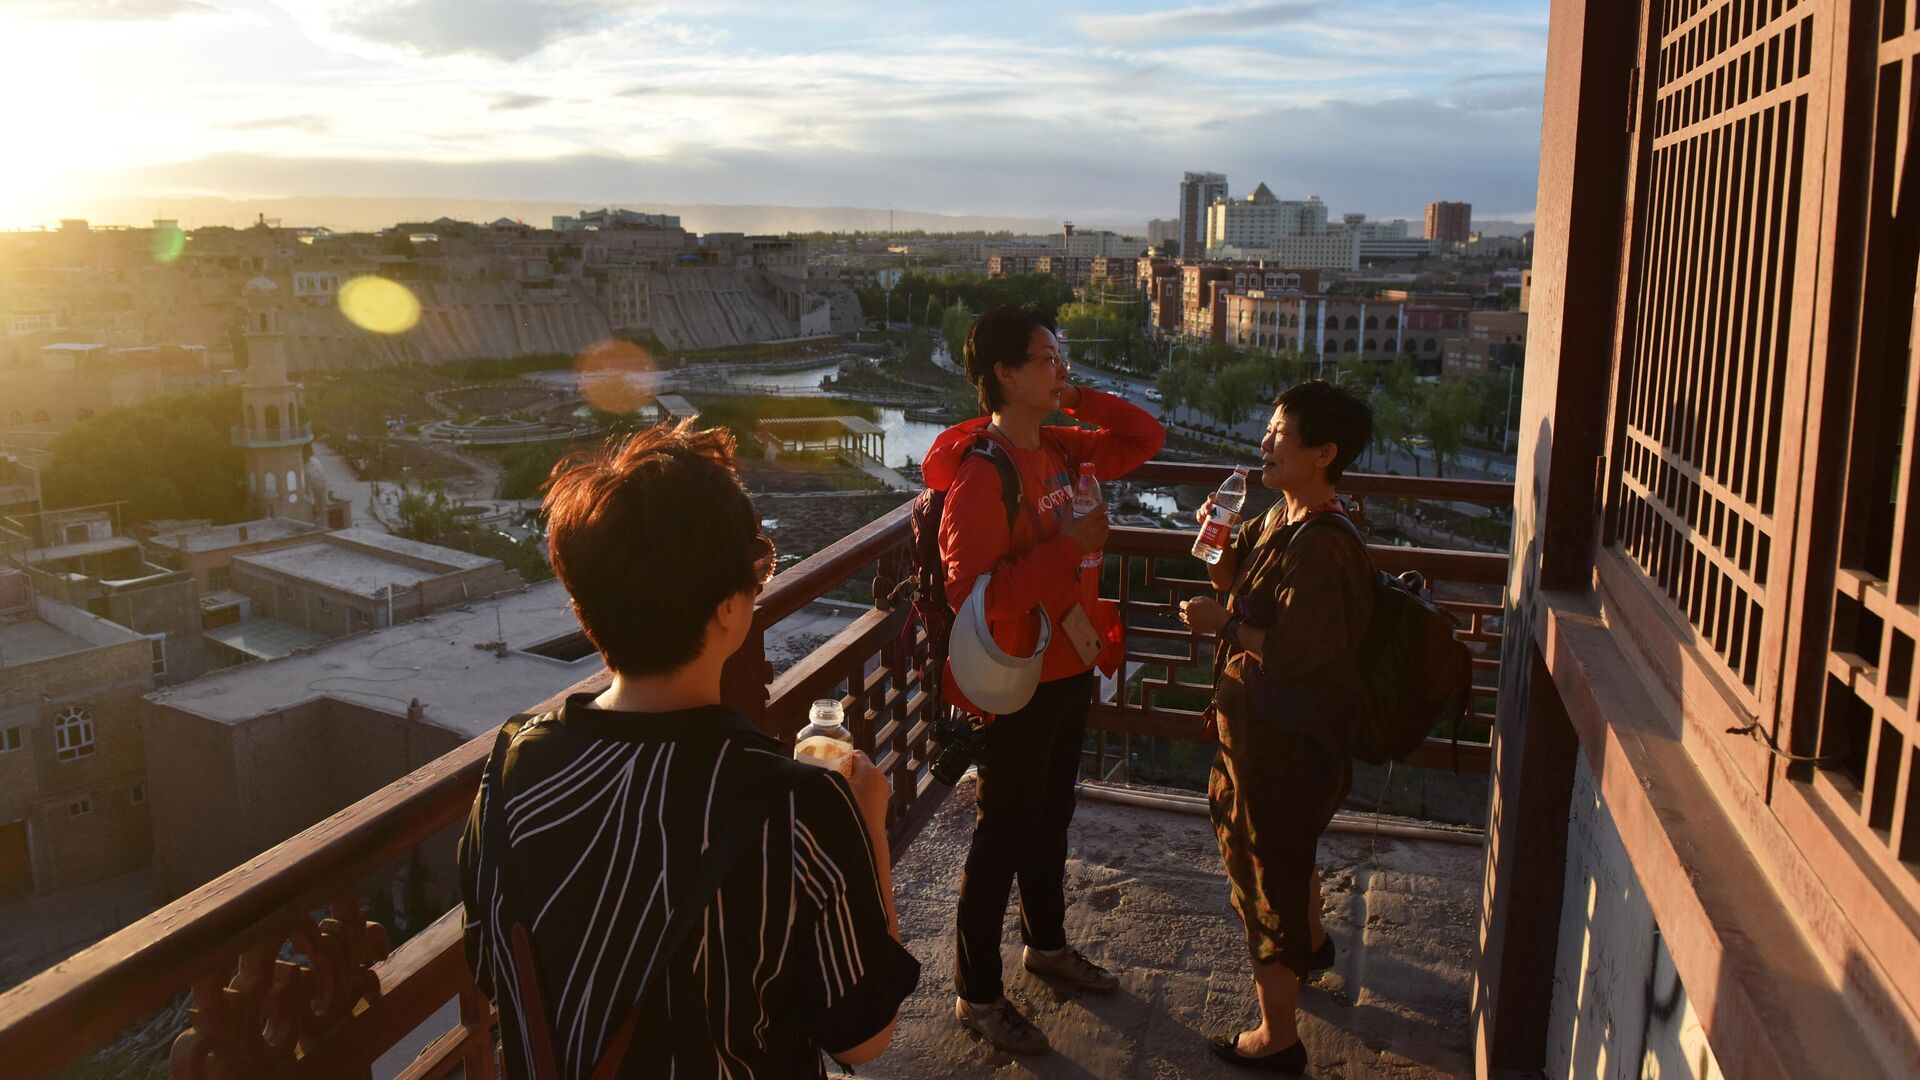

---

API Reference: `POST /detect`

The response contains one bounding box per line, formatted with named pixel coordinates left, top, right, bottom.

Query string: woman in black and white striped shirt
left=459, top=421, right=919, bottom=1078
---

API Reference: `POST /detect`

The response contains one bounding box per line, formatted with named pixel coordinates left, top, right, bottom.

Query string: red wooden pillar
left=1473, top=0, right=1639, bottom=1073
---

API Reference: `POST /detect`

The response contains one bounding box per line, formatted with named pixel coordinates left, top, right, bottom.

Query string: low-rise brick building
left=0, top=569, right=155, bottom=900
left=211, top=528, right=523, bottom=662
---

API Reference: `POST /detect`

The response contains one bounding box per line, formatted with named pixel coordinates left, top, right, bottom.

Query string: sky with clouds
left=0, top=0, right=1550, bottom=228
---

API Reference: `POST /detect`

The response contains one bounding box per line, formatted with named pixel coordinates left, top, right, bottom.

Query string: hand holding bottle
left=1192, top=468, right=1249, bottom=565
left=1062, top=503, right=1110, bottom=553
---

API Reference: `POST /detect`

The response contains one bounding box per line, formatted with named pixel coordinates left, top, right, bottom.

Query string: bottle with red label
left=1192, top=467, right=1249, bottom=565
left=1072, top=463, right=1104, bottom=570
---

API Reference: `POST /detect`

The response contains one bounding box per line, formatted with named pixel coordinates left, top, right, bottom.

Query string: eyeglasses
left=1024, top=351, right=1069, bottom=370
left=752, top=533, right=777, bottom=595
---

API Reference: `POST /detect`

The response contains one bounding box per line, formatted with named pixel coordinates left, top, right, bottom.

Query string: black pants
left=953, top=669, right=1095, bottom=1004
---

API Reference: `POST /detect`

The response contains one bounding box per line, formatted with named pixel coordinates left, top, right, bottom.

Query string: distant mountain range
left=21, top=194, right=1532, bottom=240
left=29, top=196, right=1098, bottom=237
left=1467, top=219, right=1534, bottom=238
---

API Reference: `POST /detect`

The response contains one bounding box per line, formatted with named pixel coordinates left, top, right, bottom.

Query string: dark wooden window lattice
left=1814, top=0, right=1920, bottom=865
left=1617, top=0, right=1817, bottom=701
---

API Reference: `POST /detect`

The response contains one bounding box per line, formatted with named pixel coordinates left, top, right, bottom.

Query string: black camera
left=930, top=709, right=988, bottom=786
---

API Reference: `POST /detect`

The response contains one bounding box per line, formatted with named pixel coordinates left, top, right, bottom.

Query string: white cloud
left=5, top=2, right=1549, bottom=224
left=1074, top=0, right=1325, bottom=46
left=324, top=0, right=652, bottom=61
left=6, top=0, right=222, bottom=19
left=491, top=93, right=552, bottom=111
left=225, top=113, right=334, bottom=133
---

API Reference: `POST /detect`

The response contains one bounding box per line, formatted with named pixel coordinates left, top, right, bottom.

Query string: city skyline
left=0, top=0, right=1549, bottom=230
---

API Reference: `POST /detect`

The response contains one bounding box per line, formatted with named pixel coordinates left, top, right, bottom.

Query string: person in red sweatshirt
left=921, top=303, right=1165, bottom=1054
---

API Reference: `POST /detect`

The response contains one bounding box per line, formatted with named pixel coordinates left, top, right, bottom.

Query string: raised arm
left=1053, top=386, right=1167, bottom=479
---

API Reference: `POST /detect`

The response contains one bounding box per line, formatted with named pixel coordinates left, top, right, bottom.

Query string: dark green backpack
left=1299, top=513, right=1475, bottom=764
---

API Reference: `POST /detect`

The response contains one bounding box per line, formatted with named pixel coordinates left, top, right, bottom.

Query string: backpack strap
left=480, top=713, right=795, bottom=1078
left=965, top=435, right=1023, bottom=529
left=1285, top=506, right=1370, bottom=567
left=1212, top=507, right=1366, bottom=678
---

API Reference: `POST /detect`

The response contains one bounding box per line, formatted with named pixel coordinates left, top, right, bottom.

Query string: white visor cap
left=946, top=572, right=1051, bottom=716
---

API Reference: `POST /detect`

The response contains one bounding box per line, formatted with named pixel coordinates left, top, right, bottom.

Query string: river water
left=534, top=362, right=949, bottom=469
left=742, top=364, right=947, bottom=468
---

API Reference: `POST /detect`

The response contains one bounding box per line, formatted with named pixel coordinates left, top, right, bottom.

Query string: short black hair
left=1276, top=380, right=1373, bottom=483
left=963, top=304, right=1055, bottom=415
left=543, top=420, right=761, bottom=676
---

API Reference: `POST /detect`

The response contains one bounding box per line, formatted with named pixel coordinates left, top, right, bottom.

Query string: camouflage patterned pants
left=1208, top=727, right=1351, bottom=978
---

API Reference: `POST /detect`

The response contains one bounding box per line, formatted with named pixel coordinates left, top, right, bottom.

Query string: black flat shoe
left=1308, top=934, right=1336, bottom=973
left=1207, top=1035, right=1307, bottom=1073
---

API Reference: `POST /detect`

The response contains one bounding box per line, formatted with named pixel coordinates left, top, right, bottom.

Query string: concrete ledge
left=1538, top=590, right=1892, bottom=1079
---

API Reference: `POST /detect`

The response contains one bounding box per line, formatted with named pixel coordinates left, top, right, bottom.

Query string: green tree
left=1365, top=361, right=1418, bottom=472
left=1415, top=381, right=1478, bottom=478
left=1157, top=362, right=1203, bottom=422
left=393, top=480, right=461, bottom=542
left=940, top=301, right=975, bottom=369
left=41, top=387, right=248, bottom=525
left=1198, top=359, right=1267, bottom=429
left=1057, top=297, right=1149, bottom=370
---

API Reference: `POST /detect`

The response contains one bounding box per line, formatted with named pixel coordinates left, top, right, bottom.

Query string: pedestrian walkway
left=311, top=441, right=394, bottom=533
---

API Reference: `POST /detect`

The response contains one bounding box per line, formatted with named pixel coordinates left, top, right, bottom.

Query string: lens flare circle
left=150, top=226, right=185, bottom=264
left=575, top=340, right=657, bottom=413
left=339, top=276, right=422, bottom=335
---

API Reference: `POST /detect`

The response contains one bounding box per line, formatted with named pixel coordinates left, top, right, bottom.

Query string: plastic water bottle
left=1192, top=467, right=1250, bottom=565
left=1072, top=463, right=1104, bottom=570
left=795, top=698, right=856, bottom=777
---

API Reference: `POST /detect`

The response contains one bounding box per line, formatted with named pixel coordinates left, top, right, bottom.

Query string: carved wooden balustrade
left=0, top=462, right=1511, bottom=1078
left=1087, top=462, right=1510, bottom=774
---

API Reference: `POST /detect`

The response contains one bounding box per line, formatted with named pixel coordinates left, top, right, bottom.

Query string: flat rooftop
left=151, top=585, right=869, bottom=738
left=149, top=518, right=323, bottom=555
left=758, top=415, right=887, bottom=436
left=148, top=581, right=585, bottom=734
left=22, top=536, right=139, bottom=564
left=0, top=595, right=145, bottom=668
left=235, top=531, right=492, bottom=599
left=327, top=528, right=495, bottom=569
left=204, top=615, right=332, bottom=662
left=851, top=780, right=1479, bottom=1079
left=0, top=618, right=97, bottom=667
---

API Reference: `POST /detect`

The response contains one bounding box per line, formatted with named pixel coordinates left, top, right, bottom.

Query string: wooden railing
left=1092, top=462, right=1509, bottom=773
left=0, top=462, right=1511, bottom=1078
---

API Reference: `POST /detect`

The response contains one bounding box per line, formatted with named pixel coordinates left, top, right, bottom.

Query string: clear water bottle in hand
left=795, top=698, right=856, bottom=777
left=1192, top=467, right=1250, bottom=565
left=1072, top=463, right=1104, bottom=570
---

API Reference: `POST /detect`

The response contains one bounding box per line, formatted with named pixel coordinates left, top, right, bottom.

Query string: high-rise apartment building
left=1178, top=172, right=1228, bottom=258
left=1424, top=200, right=1472, bottom=243
left=1146, top=218, right=1181, bottom=253
left=1205, top=185, right=1330, bottom=255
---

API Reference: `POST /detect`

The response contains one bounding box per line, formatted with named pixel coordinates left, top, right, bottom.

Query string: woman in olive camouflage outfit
left=1180, top=380, right=1374, bottom=1074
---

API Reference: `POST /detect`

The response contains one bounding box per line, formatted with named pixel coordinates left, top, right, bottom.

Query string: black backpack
left=1301, top=513, right=1475, bottom=763
left=876, top=435, right=1024, bottom=708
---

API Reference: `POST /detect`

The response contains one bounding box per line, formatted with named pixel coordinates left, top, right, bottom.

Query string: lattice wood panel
left=1615, top=0, right=1823, bottom=705
left=1812, top=0, right=1920, bottom=866
left=1095, top=535, right=1501, bottom=769
left=765, top=605, right=941, bottom=843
